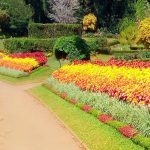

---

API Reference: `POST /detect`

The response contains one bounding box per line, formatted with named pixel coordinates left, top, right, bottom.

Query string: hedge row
left=28, top=23, right=82, bottom=38
left=113, top=50, right=150, bottom=60
left=4, top=38, right=56, bottom=53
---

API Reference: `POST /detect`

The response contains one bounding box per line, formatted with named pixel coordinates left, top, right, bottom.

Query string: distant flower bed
left=0, top=52, right=48, bottom=78
left=53, top=59, right=150, bottom=106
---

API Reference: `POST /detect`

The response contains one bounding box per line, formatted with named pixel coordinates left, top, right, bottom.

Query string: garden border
left=43, top=83, right=150, bottom=150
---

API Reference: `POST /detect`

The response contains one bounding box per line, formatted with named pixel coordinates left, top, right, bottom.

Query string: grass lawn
left=29, top=86, right=144, bottom=150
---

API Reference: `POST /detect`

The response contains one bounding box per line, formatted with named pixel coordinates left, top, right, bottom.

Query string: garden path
left=0, top=81, right=83, bottom=150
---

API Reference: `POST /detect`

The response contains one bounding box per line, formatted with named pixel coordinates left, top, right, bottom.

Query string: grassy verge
left=29, top=86, right=144, bottom=150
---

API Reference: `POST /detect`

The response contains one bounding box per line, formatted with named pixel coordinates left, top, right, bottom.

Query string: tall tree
left=47, top=0, right=80, bottom=23
left=0, top=0, right=33, bottom=36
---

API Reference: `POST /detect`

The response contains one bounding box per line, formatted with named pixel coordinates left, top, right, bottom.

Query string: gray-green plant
left=47, top=77, right=150, bottom=137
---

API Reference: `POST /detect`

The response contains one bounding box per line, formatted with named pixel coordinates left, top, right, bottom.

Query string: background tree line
left=0, top=0, right=150, bottom=36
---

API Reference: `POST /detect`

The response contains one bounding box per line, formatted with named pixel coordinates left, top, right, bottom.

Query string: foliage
left=47, top=77, right=150, bottom=137
left=84, top=38, right=98, bottom=53
left=137, top=17, right=150, bottom=48
left=4, top=38, right=56, bottom=53
left=47, top=0, right=80, bottom=23
left=119, top=25, right=138, bottom=45
left=0, top=9, right=9, bottom=24
left=84, top=37, right=108, bottom=54
left=54, top=36, right=90, bottom=61
left=135, top=0, right=150, bottom=21
left=83, top=13, right=97, bottom=31
left=118, top=17, right=135, bottom=32
left=0, top=0, right=32, bottom=36
left=114, top=51, right=150, bottom=60
left=28, top=23, right=82, bottom=38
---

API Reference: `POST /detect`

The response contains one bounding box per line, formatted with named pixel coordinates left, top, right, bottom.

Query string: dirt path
left=0, top=81, right=83, bottom=150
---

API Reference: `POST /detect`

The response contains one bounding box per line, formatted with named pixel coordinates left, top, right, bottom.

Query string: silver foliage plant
left=47, top=0, right=80, bottom=23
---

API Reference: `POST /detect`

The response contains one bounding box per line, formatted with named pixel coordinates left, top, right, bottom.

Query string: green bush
left=54, top=36, right=90, bottom=61
left=84, top=38, right=99, bottom=54
left=84, top=37, right=109, bottom=54
left=0, top=0, right=32, bottom=36
left=28, top=23, right=82, bottom=38
left=4, top=38, right=56, bottom=53
left=119, top=25, right=138, bottom=45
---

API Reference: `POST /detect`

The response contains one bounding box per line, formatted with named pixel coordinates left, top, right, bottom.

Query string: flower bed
left=0, top=52, right=48, bottom=77
left=43, top=81, right=150, bottom=149
left=53, top=59, right=150, bottom=106
left=45, top=59, right=150, bottom=148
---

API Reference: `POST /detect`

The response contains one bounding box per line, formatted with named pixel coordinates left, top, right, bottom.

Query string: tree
left=47, top=0, right=80, bottom=23
left=0, top=0, right=33, bottom=36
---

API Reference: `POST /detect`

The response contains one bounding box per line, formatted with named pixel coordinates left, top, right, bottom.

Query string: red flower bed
left=60, top=93, right=68, bottom=99
left=9, top=52, right=48, bottom=65
left=73, top=58, right=150, bottom=69
left=97, top=114, right=113, bottom=123
left=82, top=105, right=92, bottom=112
left=119, top=125, right=137, bottom=138
left=70, top=99, right=77, bottom=105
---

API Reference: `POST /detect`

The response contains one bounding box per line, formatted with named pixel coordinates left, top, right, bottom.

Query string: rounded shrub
left=54, top=36, right=90, bottom=61
left=137, top=18, right=150, bottom=48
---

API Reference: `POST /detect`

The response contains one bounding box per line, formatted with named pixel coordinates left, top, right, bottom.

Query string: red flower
left=60, top=93, right=68, bottom=99
left=70, top=99, right=77, bottom=105
left=97, top=114, right=113, bottom=123
left=82, top=105, right=92, bottom=112
left=118, top=125, right=137, bottom=138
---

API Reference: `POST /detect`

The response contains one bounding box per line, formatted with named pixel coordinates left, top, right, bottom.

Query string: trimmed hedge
left=84, top=37, right=110, bottom=54
left=112, top=50, right=150, bottom=60
left=54, top=36, right=90, bottom=61
left=28, top=23, right=82, bottom=38
left=4, top=38, right=56, bottom=53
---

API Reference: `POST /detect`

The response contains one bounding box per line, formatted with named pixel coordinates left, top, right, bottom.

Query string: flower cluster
left=9, top=52, right=48, bottom=65
left=0, top=52, right=47, bottom=77
left=52, top=60, right=150, bottom=106
left=83, top=13, right=97, bottom=31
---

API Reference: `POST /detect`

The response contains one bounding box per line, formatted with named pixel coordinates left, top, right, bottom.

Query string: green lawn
left=29, top=86, right=144, bottom=150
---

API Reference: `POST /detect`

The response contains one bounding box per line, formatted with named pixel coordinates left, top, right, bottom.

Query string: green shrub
left=28, top=23, right=82, bottom=38
left=4, top=38, right=56, bottom=53
left=85, top=37, right=109, bottom=54
left=89, top=109, right=102, bottom=117
left=0, top=0, right=32, bottom=36
left=119, top=25, right=138, bottom=45
left=84, top=38, right=99, bottom=54
left=54, top=36, right=90, bottom=61
left=106, top=120, right=127, bottom=129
